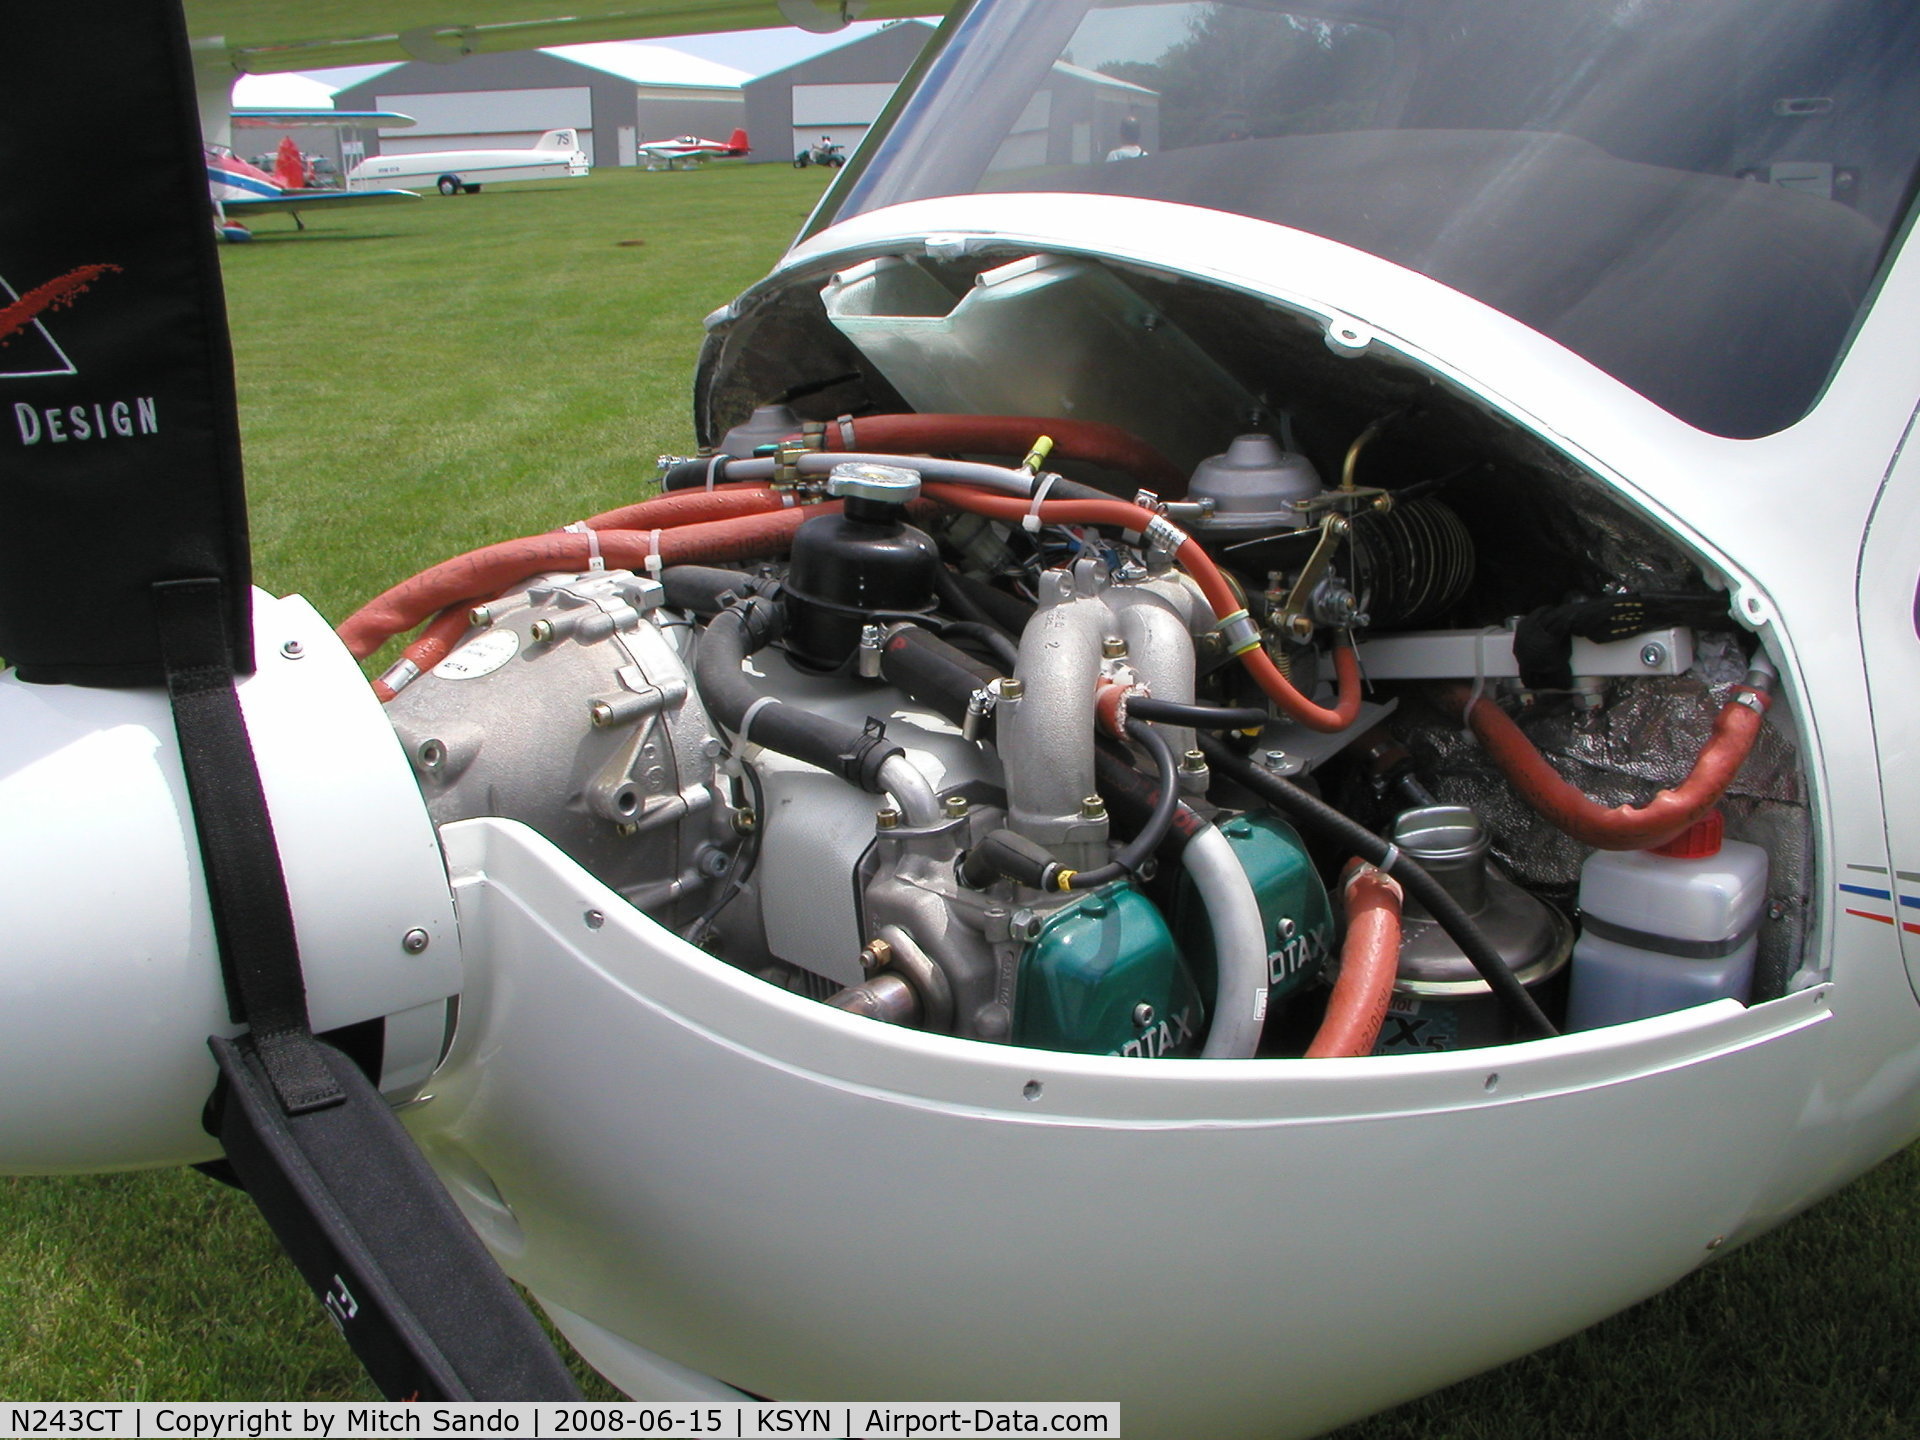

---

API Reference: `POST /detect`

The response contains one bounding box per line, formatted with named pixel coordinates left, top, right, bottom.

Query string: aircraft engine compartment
left=354, top=249, right=1812, bottom=1062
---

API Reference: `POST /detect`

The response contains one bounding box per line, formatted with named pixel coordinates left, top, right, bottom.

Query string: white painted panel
left=377, top=87, right=591, bottom=137
left=381, top=132, right=543, bottom=154
left=791, top=81, right=897, bottom=126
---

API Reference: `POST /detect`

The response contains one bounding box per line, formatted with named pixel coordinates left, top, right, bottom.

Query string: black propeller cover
left=0, top=0, right=252, bottom=685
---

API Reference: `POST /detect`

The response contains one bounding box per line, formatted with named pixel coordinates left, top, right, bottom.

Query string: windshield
left=828, top=0, right=1920, bottom=438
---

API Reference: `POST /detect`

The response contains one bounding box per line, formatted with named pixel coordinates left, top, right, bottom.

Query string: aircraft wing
left=232, top=110, right=419, bottom=129
left=186, top=0, right=947, bottom=74
left=223, top=187, right=420, bottom=211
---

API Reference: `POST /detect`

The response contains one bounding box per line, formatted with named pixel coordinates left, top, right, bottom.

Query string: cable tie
left=1376, top=842, right=1401, bottom=874
left=705, top=454, right=725, bottom=491
left=1462, top=623, right=1501, bottom=736
left=644, top=528, right=664, bottom=576
left=738, top=694, right=780, bottom=739
left=1023, top=472, right=1060, bottom=532
left=564, top=521, right=605, bottom=572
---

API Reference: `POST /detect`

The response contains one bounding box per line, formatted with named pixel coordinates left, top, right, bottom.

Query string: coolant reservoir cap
left=1651, top=811, right=1724, bottom=859
left=828, top=461, right=921, bottom=504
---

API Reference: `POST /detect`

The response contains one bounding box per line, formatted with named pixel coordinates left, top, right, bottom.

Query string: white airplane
left=8, top=0, right=1920, bottom=1436
left=347, top=128, right=590, bottom=195
left=638, top=126, right=751, bottom=169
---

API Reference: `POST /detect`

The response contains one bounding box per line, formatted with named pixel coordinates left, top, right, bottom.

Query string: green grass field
left=6, top=163, right=1920, bottom=1436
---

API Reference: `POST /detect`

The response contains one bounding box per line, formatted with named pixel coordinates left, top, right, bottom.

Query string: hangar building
left=328, top=44, right=749, bottom=169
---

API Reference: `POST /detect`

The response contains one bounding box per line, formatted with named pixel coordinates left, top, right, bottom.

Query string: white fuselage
left=348, top=142, right=588, bottom=191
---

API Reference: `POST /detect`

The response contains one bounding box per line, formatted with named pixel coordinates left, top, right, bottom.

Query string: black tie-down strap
left=155, top=577, right=581, bottom=1400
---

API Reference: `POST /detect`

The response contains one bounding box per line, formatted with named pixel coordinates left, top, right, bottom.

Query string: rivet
left=401, top=928, right=430, bottom=954
left=279, top=639, right=305, bottom=660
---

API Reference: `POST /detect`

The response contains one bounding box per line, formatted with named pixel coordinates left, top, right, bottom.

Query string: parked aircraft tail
left=272, top=136, right=307, bottom=190
left=534, top=129, right=580, bottom=151
left=728, top=128, right=750, bottom=155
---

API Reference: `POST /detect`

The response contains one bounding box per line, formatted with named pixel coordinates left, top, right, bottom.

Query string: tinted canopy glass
left=832, top=0, right=1920, bottom=437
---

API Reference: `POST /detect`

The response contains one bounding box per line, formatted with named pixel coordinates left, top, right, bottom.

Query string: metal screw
left=589, top=700, right=616, bottom=728
left=1180, top=749, right=1207, bottom=773
left=859, top=938, right=893, bottom=972
left=1080, top=794, right=1107, bottom=821
left=997, top=676, right=1025, bottom=701
left=1640, top=642, right=1668, bottom=668
left=584, top=909, right=605, bottom=930
left=1132, top=1003, right=1156, bottom=1028
left=1010, top=909, right=1043, bottom=943
left=279, top=639, right=305, bottom=660
left=401, top=928, right=430, bottom=954
left=468, top=605, right=493, bottom=628
left=1264, top=750, right=1305, bottom=777
left=1277, top=917, right=1296, bottom=940
left=875, top=806, right=901, bottom=830
left=1705, top=1235, right=1724, bottom=1251
left=529, top=618, right=556, bottom=643
left=1101, top=637, right=1128, bottom=659
left=944, top=794, right=970, bottom=819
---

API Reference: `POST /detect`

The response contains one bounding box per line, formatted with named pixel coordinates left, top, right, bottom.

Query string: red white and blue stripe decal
left=1842, top=864, right=1920, bottom=934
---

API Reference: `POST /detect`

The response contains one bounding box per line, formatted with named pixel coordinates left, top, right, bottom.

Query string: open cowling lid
left=0, top=0, right=251, bottom=685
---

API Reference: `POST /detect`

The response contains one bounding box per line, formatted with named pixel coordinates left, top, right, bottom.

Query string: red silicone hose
left=1305, top=867, right=1404, bottom=1059
left=339, top=505, right=830, bottom=660
left=1444, top=683, right=1771, bottom=850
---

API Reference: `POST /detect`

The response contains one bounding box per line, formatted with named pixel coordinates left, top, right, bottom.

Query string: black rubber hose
left=1127, top=695, right=1268, bottom=732
left=1065, top=719, right=1182, bottom=889
left=695, top=598, right=903, bottom=792
left=660, top=565, right=769, bottom=616
left=935, top=620, right=1020, bottom=673
left=878, top=625, right=998, bottom=721
left=1199, top=735, right=1559, bottom=1039
left=661, top=456, right=730, bottom=491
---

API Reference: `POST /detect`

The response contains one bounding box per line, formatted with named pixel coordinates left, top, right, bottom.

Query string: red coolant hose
left=582, top=481, right=794, bottom=532
left=1442, top=681, right=1773, bottom=850
left=922, top=483, right=1364, bottom=733
left=824, top=414, right=1189, bottom=497
left=1305, top=866, right=1404, bottom=1059
left=371, top=601, right=485, bottom=701
left=338, top=503, right=830, bottom=661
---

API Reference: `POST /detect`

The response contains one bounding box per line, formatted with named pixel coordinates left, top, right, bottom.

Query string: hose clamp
left=1215, top=608, right=1263, bottom=657
left=1731, top=688, right=1768, bottom=715
left=1142, top=514, right=1190, bottom=557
